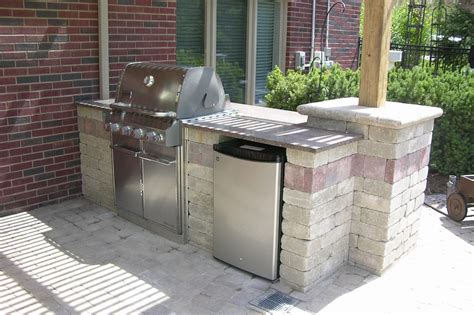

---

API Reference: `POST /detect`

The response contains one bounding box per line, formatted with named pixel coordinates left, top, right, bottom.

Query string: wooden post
left=359, top=0, right=395, bottom=108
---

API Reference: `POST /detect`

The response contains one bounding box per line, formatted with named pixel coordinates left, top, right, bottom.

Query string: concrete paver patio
left=1, top=196, right=472, bottom=314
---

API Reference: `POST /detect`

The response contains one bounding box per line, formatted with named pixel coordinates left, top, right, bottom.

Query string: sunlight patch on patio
left=0, top=212, right=169, bottom=314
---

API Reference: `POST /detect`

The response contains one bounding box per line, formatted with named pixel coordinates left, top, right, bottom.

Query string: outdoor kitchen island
left=76, top=98, right=441, bottom=292
left=182, top=105, right=362, bottom=293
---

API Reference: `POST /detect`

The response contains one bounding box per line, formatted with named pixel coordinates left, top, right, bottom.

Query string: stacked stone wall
left=77, top=106, right=115, bottom=211
left=279, top=142, right=357, bottom=291
left=349, top=121, right=433, bottom=274
left=306, top=116, right=434, bottom=275
left=185, top=129, right=226, bottom=251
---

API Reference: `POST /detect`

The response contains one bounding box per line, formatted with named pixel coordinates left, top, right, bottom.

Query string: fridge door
left=213, top=151, right=282, bottom=280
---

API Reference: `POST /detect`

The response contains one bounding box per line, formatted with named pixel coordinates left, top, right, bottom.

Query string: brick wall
left=0, top=0, right=177, bottom=215
left=108, top=0, right=176, bottom=95
left=286, top=0, right=313, bottom=70
left=0, top=0, right=99, bottom=215
left=286, top=0, right=361, bottom=70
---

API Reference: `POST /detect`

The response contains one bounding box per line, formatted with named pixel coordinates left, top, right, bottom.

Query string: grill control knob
left=133, top=128, right=145, bottom=139
left=110, top=123, right=121, bottom=133
left=145, top=131, right=165, bottom=143
left=121, top=126, right=133, bottom=136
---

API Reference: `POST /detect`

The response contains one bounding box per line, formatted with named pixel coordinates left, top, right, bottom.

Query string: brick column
left=77, top=105, right=115, bottom=211
left=299, top=97, right=443, bottom=276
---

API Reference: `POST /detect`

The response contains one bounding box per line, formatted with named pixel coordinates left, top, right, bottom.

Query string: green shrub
left=266, top=64, right=359, bottom=111
left=265, top=65, right=474, bottom=175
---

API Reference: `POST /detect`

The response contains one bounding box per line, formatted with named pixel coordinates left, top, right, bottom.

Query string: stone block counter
left=182, top=110, right=362, bottom=291
left=76, top=98, right=442, bottom=293
left=77, top=100, right=116, bottom=211
left=183, top=99, right=442, bottom=292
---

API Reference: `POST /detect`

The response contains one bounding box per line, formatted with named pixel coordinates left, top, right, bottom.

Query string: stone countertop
left=76, top=99, right=362, bottom=152
left=298, top=97, right=444, bottom=129
left=183, top=113, right=362, bottom=153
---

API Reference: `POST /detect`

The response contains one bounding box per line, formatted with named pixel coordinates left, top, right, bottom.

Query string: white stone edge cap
left=297, top=97, right=443, bottom=129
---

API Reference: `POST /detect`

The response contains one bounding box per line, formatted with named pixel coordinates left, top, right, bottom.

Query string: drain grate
left=249, top=289, right=301, bottom=314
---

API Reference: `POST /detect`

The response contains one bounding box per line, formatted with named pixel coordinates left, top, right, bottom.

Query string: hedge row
left=265, top=65, right=474, bottom=175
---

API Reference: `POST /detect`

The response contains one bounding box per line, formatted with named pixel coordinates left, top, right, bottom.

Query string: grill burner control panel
left=105, top=121, right=166, bottom=143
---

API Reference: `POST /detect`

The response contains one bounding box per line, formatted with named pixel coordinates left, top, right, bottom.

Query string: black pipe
left=314, top=1, right=346, bottom=98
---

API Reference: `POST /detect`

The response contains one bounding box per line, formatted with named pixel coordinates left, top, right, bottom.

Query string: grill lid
left=113, top=63, right=226, bottom=119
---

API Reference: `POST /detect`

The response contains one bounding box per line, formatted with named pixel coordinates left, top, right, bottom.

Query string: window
left=176, top=0, right=287, bottom=104
left=216, top=0, right=248, bottom=103
left=256, top=0, right=281, bottom=104
left=176, top=0, right=205, bottom=67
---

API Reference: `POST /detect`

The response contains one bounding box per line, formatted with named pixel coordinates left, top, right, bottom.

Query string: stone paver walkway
left=0, top=196, right=472, bottom=314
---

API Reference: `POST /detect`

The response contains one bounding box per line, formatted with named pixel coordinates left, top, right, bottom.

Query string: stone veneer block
left=187, top=176, right=213, bottom=196
left=78, top=105, right=104, bottom=121
left=187, top=163, right=213, bottom=182
left=188, top=142, right=214, bottom=168
left=187, top=128, right=222, bottom=145
left=188, top=203, right=213, bottom=223
left=286, top=148, right=329, bottom=168
left=306, top=117, right=347, bottom=132
left=285, top=155, right=354, bottom=194
left=283, top=186, right=338, bottom=210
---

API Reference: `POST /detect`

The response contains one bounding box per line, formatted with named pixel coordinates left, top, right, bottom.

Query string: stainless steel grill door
left=214, top=152, right=282, bottom=280
left=142, top=151, right=180, bottom=233
left=113, top=147, right=143, bottom=217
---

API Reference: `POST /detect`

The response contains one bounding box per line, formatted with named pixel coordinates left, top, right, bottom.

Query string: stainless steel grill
left=105, top=62, right=227, bottom=241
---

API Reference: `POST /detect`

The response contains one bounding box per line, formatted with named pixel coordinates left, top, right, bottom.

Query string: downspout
left=310, top=0, right=316, bottom=61
left=98, top=0, right=109, bottom=100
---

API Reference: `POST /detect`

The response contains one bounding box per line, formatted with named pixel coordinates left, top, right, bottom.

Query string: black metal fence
left=357, top=38, right=471, bottom=72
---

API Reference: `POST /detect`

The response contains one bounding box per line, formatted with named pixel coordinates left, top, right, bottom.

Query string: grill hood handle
left=203, top=90, right=219, bottom=109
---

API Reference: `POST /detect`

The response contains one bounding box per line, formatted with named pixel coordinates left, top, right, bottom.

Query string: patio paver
left=0, top=196, right=472, bottom=314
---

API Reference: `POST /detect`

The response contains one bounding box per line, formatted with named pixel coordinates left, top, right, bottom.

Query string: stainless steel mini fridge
left=213, top=139, right=285, bottom=280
